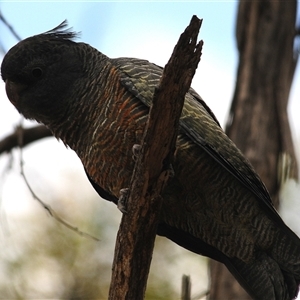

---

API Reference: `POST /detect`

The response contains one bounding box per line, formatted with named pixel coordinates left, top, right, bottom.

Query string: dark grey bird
left=2, top=22, right=300, bottom=299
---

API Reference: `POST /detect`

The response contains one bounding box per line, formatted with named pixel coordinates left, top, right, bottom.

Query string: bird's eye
left=31, top=67, right=43, bottom=79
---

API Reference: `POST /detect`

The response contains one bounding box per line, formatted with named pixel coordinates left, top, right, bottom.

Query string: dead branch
left=0, top=125, right=52, bottom=154
left=108, top=15, right=203, bottom=300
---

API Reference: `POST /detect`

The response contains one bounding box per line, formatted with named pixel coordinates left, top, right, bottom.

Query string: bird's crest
left=40, top=20, right=79, bottom=42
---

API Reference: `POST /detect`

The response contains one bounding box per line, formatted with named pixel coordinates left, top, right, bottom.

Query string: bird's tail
left=225, top=227, right=300, bottom=300
left=270, top=227, right=300, bottom=298
left=225, top=254, right=292, bottom=300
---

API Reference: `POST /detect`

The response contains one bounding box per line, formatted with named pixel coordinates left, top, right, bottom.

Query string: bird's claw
left=118, top=188, right=129, bottom=213
left=132, top=144, right=142, bottom=161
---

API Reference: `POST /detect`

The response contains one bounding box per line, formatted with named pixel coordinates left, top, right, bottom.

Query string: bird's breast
left=77, top=79, right=148, bottom=198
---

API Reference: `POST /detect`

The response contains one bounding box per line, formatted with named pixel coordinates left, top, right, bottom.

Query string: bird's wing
left=112, top=57, right=300, bottom=241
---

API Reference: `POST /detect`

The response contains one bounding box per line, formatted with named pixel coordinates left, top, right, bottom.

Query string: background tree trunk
left=209, top=1, right=299, bottom=299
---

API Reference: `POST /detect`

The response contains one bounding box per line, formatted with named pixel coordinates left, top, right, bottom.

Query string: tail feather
left=271, top=228, right=300, bottom=276
left=158, top=223, right=300, bottom=299
left=225, top=253, right=291, bottom=300
left=268, top=229, right=300, bottom=299
left=281, top=270, right=299, bottom=300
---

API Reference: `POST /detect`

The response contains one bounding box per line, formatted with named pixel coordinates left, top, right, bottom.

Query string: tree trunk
left=209, top=1, right=298, bottom=299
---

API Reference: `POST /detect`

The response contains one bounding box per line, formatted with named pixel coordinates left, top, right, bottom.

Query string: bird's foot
left=132, top=144, right=142, bottom=161
left=118, top=188, right=129, bottom=213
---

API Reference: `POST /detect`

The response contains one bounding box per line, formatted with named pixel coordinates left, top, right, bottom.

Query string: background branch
left=0, top=125, right=52, bottom=154
left=0, top=10, right=22, bottom=42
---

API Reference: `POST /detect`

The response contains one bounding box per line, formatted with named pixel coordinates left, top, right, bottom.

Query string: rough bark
left=108, top=16, right=203, bottom=300
left=209, top=1, right=299, bottom=299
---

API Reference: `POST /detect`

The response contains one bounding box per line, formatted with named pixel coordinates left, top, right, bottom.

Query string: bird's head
left=1, top=21, right=85, bottom=125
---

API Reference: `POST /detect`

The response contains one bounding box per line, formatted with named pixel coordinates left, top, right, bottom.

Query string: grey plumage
left=2, top=22, right=300, bottom=299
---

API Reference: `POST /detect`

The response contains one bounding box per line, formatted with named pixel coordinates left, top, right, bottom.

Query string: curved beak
left=5, top=80, right=27, bottom=106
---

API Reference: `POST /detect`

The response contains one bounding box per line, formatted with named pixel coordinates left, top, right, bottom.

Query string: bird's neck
left=47, top=51, right=112, bottom=153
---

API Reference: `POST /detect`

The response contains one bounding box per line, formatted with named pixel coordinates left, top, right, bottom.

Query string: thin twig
left=0, top=125, right=53, bottom=155
left=181, top=274, right=191, bottom=300
left=0, top=11, right=22, bottom=41
left=17, top=132, right=100, bottom=242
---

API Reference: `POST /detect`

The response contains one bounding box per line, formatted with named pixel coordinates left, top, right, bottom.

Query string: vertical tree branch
left=108, top=15, right=203, bottom=300
left=181, top=275, right=191, bottom=300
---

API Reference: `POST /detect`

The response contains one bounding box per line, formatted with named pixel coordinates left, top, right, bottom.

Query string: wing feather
left=112, top=57, right=300, bottom=243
